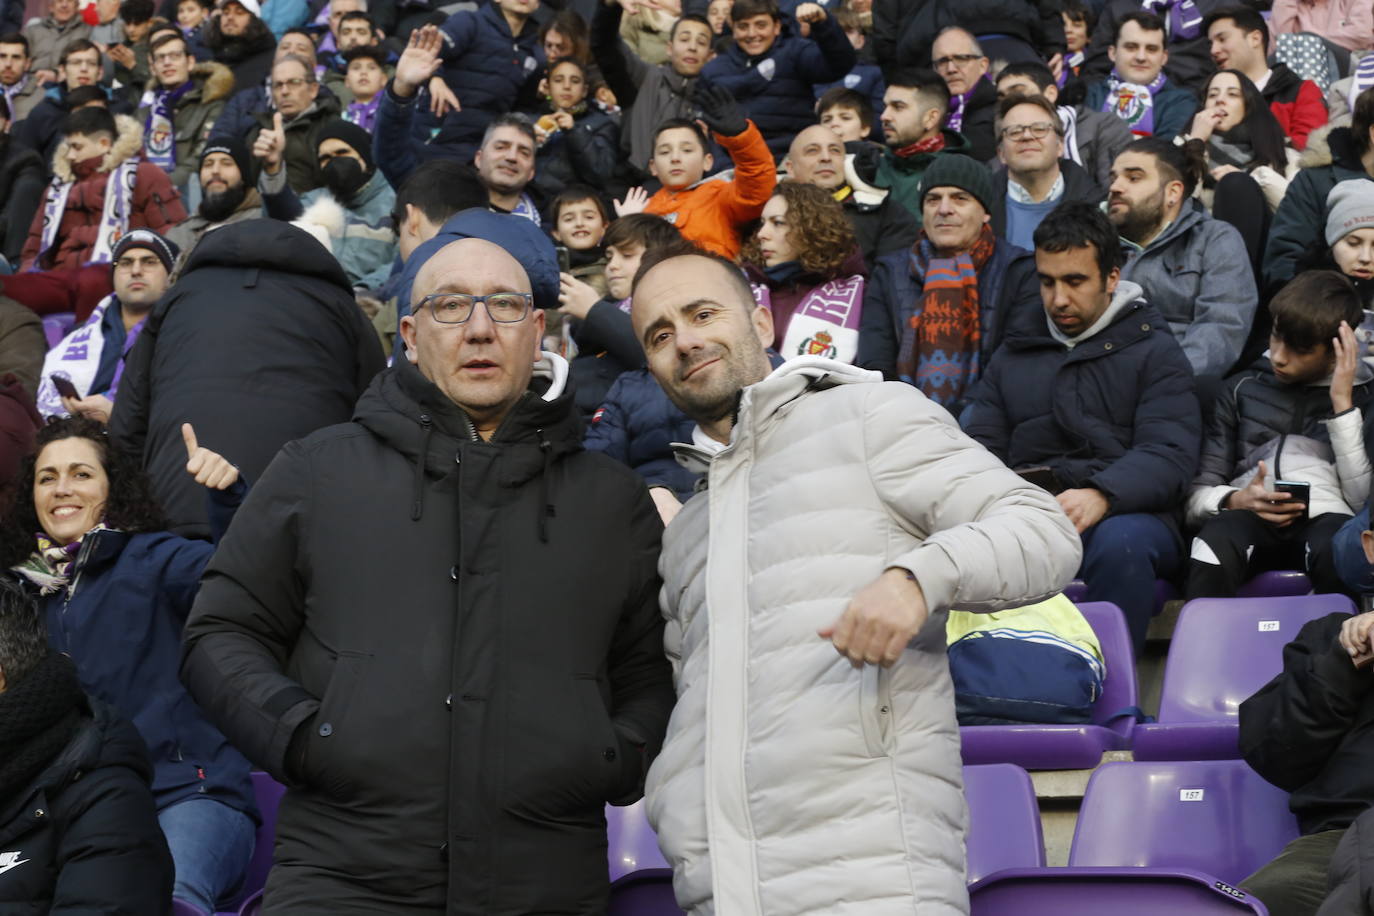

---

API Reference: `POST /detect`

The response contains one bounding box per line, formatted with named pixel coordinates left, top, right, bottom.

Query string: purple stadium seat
left=1068, top=760, right=1298, bottom=885
left=608, top=869, right=681, bottom=916
left=963, top=764, right=1045, bottom=883
left=606, top=799, right=671, bottom=883
left=959, top=602, right=1137, bottom=769
left=236, top=891, right=262, bottom=916
left=1236, top=570, right=1312, bottom=598
left=216, top=773, right=286, bottom=913
left=969, top=868, right=1269, bottom=914
left=1062, top=580, right=1175, bottom=611
left=41, top=312, right=77, bottom=349
left=172, top=900, right=209, bottom=916
left=1132, top=594, right=1354, bottom=760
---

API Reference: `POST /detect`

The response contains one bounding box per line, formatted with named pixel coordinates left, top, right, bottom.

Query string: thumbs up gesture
left=252, top=112, right=287, bottom=175
left=182, top=423, right=239, bottom=490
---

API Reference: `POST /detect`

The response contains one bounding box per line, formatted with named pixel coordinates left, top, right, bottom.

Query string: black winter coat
left=0, top=139, right=43, bottom=267
left=0, top=697, right=173, bottom=914
left=181, top=355, right=676, bottom=914
left=109, top=219, right=386, bottom=538
left=1240, top=612, right=1374, bottom=836
left=529, top=104, right=622, bottom=204
left=844, top=188, right=919, bottom=271
left=872, top=0, right=1065, bottom=73
left=962, top=293, right=1201, bottom=538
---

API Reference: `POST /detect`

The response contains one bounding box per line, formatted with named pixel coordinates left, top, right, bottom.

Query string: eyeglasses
left=418, top=292, right=533, bottom=324
left=1001, top=122, right=1058, bottom=140
left=933, top=52, right=983, bottom=70
left=151, top=50, right=186, bottom=63
left=271, top=77, right=312, bottom=91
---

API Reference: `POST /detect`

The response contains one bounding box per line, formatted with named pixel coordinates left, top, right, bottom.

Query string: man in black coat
left=0, top=579, right=173, bottom=913
left=109, top=219, right=386, bottom=538
left=962, top=202, right=1201, bottom=652
left=180, top=222, right=676, bottom=914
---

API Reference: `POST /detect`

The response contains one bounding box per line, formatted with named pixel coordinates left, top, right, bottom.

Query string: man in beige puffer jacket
left=631, top=246, right=1082, bottom=914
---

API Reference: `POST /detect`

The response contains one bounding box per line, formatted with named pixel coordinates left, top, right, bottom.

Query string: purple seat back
left=235, top=891, right=262, bottom=916
left=606, top=800, right=670, bottom=883
left=41, top=312, right=77, bottom=350
left=969, top=867, right=1269, bottom=915
left=1158, top=595, right=1353, bottom=723
left=171, top=900, right=209, bottom=916
left=608, top=870, right=683, bottom=916
left=1235, top=570, right=1312, bottom=598
left=231, top=773, right=286, bottom=908
left=1077, top=603, right=1137, bottom=728
left=1068, top=760, right=1299, bottom=884
left=963, top=764, right=1045, bottom=883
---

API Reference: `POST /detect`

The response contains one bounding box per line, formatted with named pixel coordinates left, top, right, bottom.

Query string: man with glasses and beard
left=165, top=137, right=278, bottom=257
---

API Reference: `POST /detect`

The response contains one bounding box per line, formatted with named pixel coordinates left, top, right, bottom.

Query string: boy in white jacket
left=1186, top=270, right=1371, bottom=597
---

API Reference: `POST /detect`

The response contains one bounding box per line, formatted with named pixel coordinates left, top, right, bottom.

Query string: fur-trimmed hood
left=51, top=114, right=144, bottom=182
left=1299, top=124, right=1337, bottom=169
left=189, top=61, right=235, bottom=105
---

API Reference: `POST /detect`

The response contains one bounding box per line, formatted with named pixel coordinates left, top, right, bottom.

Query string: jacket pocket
left=574, top=674, right=629, bottom=801
left=303, top=650, right=370, bottom=798
left=858, top=665, right=894, bottom=758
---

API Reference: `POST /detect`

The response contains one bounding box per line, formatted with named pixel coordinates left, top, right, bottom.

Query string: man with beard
left=136, top=31, right=234, bottom=190
left=1107, top=137, right=1256, bottom=379
left=204, top=0, right=276, bottom=93
left=166, top=136, right=277, bottom=256
left=0, top=33, right=44, bottom=122
left=247, top=54, right=341, bottom=192
left=259, top=118, right=399, bottom=290
left=474, top=114, right=541, bottom=224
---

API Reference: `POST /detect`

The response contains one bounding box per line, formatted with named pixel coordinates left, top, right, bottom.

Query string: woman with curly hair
left=741, top=180, right=868, bottom=363
left=0, top=417, right=257, bottom=915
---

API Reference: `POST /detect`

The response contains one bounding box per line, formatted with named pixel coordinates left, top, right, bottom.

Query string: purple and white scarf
left=947, top=80, right=983, bottom=133
left=1142, top=0, right=1203, bottom=41
left=1349, top=54, right=1374, bottom=112
left=144, top=80, right=193, bottom=172
left=31, top=157, right=139, bottom=270
left=1103, top=69, right=1168, bottom=136
left=750, top=274, right=866, bottom=364
left=345, top=94, right=382, bottom=132
left=35, top=295, right=143, bottom=419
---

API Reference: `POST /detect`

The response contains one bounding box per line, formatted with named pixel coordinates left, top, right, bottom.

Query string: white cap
left=221, top=0, right=262, bottom=18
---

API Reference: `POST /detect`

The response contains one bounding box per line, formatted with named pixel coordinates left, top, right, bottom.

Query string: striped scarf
left=898, top=224, right=996, bottom=408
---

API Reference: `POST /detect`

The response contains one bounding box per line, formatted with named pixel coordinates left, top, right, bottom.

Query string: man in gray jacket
left=1109, top=137, right=1258, bottom=379
left=631, top=243, right=1081, bottom=913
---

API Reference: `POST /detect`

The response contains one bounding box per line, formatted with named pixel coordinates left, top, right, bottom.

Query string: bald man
left=182, top=231, right=675, bottom=914
left=786, top=123, right=919, bottom=267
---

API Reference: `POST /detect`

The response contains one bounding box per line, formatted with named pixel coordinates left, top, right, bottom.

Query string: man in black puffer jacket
left=0, top=580, right=173, bottom=914
left=181, top=221, right=675, bottom=914
left=109, top=219, right=386, bottom=538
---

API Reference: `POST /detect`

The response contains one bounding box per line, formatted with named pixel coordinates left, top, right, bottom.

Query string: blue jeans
left=1332, top=507, right=1374, bottom=595
left=1079, top=513, right=1181, bottom=655
left=158, top=797, right=256, bottom=913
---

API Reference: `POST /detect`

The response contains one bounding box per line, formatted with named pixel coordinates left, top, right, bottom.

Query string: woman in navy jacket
left=0, top=416, right=257, bottom=915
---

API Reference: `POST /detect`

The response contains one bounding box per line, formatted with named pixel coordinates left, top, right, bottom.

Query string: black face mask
left=322, top=157, right=368, bottom=200
left=199, top=181, right=248, bottom=222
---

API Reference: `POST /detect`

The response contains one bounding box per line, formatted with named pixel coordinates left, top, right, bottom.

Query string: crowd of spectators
left=0, top=0, right=1371, bottom=908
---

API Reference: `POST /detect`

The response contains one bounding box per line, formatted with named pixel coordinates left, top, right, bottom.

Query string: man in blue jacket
left=700, top=0, right=856, bottom=156
left=963, top=201, right=1201, bottom=653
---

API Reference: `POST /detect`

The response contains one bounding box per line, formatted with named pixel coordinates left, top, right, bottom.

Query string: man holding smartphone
left=1185, top=270, right=1373, bottom=598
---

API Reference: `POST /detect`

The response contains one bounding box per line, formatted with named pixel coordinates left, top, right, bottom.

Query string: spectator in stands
left=111, top=0, right=161, bottom=99
left=176, top=0, right=212, bottom=56
left=474, top=114, right=541, bottom=222
left=182, top=227, right=674, bottom=913
left=1062, top=0, right=1091, bottom=80
left=858, top=154, right=1040, bottom=411
left=870, top=0, right=1065, bottom=74
left=816, top=85, right=874, bottom=143
left=699, top=0, right=856, bottom=156
left=995, top=60, right=1136, bottom=192
left=861, top=67, right=967, bottom=223
left=0, top=99, right=44, bottom=271
left=1185, top=272, right=1369, bottom=599
left=1270, top=0, right=1371, bottom=54
left=1238, top=607, right=1374, bottom=914
left=0, top=296, right=44, bottom=399
left=256, top=0, right=309, bottom=42
left=137, top=31, right=232, bottom=190
left=1182, top=69, right=1300, bottom=212
left=1083, top=0, right=1224, bottom=89
left=964, top=201, right=1201, bottom=652
left=0, top=33, right=43, bottom=122
left=813, top=8, right=884, bottom=118
left=537, top=9, right=611, bottom=106
left=35, top=230, right=177, bottom=421
left=246, top=54, right=341, bottom=192
left=0, top=579, right=174, bottom=913
left=550, top=186, right=609, bottom=296
left=1320, top=180, right=1374, bottom=309
left=340, top=43, right=385, bottom=130
left=930, top=27, right=998, bottom=162
left=643, top=85, right=775, bottom=258
left=1205, top=7, right=1327, bottom=152
left=5, top=107, right=185, bottom=323
left=164, top=137, right=265, bottom=255
left=1265, top=88, right=1374, bottom=295
left=11, top=39, right=110, bottom=163
left=109, top=220, right=384, bottom=536
left=1107, top=137, right=1257, bottom=378
left=22, top=0, right=91, bottom=77
left=632, top=242, right=1078, bottom=915
left=320, top=13, right=378, bottom=102
left=527, top=57, right=620, bottom=203
left=1325, top=56, right=1372, bottom=131
left=203, top=0, right=276, bottom=94
left=591, top=7, right=711, bottom=179
left=1083, top=11, right=1198, bottom=141
left=260, top=118, right=398, bottom=291
left=0, top=416, right=255, bottom=914
left=990, top=94, right=1104, bottom=250
left=741, top=180, right=867, bottom=362
left=785, top=122, right=919, bottom=269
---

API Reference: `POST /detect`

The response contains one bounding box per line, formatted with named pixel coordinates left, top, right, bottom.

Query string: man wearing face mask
left=260, top=118, right=399, bottom=291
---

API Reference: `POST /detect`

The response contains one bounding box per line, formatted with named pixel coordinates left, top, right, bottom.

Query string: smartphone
left=52, top=375, right=79, bottom=400
left=1274, top=480, right=1311, bottom=521
left=555, top=245, right=571, bottom=273
left=1016, top=466, right=1061, bottom=494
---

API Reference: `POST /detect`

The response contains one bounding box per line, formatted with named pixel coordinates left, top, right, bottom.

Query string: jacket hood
left=1046, top=279, right=1145, bottom=346
left=1136, top=197, right=1207, bottom=252
left=1298, top=125, right=1367, bottom=171
left=51, top=113, right=142, bottom=182
left=11, top=696, right=153, bottom=806
left=1264, top=62, right=1300, bottom=96
left=179, top=217, right=353, bottom=292
left=190, top=60, right=235, bottom=104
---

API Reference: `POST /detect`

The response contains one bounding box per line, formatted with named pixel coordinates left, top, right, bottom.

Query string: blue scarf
left=1103, top=69, right=1168, bottom=136
left=144, top=80, right=193, bottom=172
